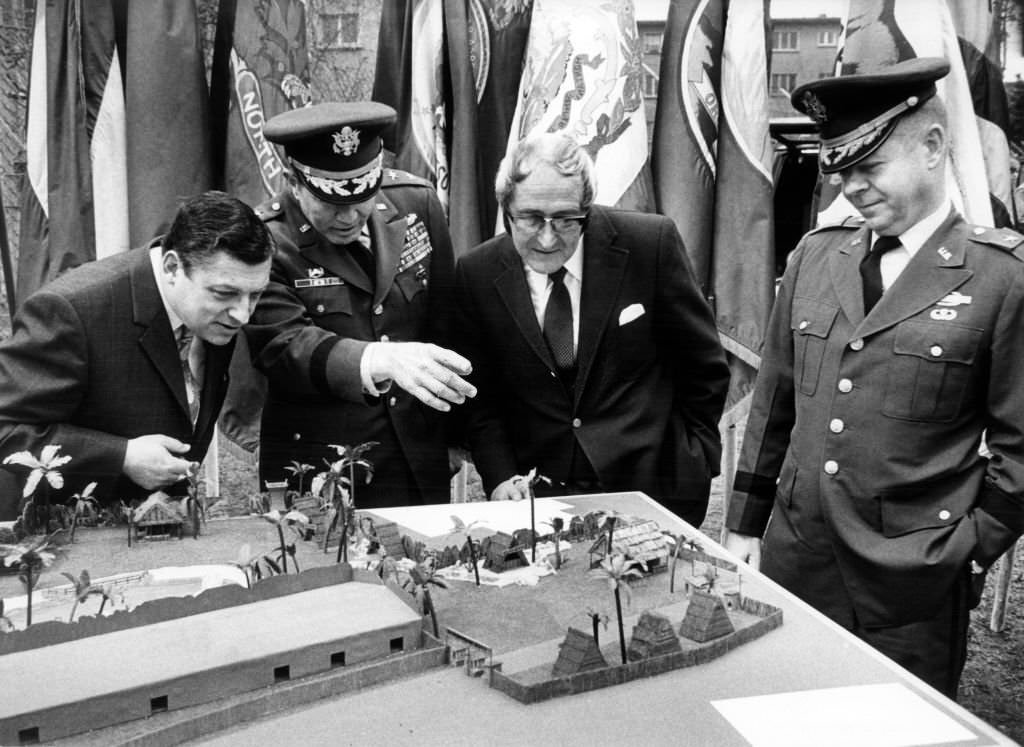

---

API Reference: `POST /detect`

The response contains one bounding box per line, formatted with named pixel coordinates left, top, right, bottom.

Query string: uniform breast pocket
left=304, top=287, right=353, bottom=319
left=791, top=298, right=838, bottom=396
left=883, top=321, right=982, bottom=422
left=396, top=264, right=428, bottom=303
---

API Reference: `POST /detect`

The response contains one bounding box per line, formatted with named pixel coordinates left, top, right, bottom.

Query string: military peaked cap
left=264, top=101, right=397, bottom=204
left=791, top=57, right=950, bottom=174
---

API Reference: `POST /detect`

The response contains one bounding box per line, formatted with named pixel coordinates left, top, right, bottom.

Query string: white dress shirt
left=873, top=201, right=952, bottom=292
left=524, top=241, right=584, bottom=353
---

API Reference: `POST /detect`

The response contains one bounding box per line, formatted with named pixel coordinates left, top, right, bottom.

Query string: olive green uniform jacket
left=727, top=211, right=1024, bottom=628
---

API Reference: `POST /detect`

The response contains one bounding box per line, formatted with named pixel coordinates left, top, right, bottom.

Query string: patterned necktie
left=543, top=267, right=575, bottom=372
left=177, top=327, right=200, bottom=425
left=860, top=235, right=902, bottom=314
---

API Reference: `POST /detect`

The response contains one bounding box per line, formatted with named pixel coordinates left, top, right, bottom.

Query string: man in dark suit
left=246, top=102, right=476, bottom=508
left=454, top=132, right=729, bottom=526
left=724, top=59, right=1024, bottom=698
left=0, top=191, right=274, bottom=518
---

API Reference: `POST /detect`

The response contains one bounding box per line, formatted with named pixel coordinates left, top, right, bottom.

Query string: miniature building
left=678, top=590, right=736, bottom=642
left=552, top=627, right=608, bottom=677
left=483, top=532, right=528, bottom=572
left=568, top=515, right=586, bottom=540
left=374, top=521, right=406, bottom=559
left=588, top=519, right=672, bottom=571
left=132, top=492, right=185, bottom=540
left=627, top=611, right=682, bottom=661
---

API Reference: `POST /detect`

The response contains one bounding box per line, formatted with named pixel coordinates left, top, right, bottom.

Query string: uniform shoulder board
left=253, top=198, right=284, bottom=222
left=380, top=168, right=434, bottom=190
left=967, top=224, right=1024, bottom=257
left=806, top=214, right=864, bottom=236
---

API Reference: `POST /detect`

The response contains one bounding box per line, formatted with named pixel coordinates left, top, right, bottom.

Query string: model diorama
left=0, top=446, right=782, bottom=740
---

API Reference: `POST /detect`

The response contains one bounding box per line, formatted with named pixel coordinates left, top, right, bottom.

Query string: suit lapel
left=494, top=239, right=556, bottom=370
left=370, top=197, right=407, bottom=307
left=576, top=208, right=627, bottom=404
left=855, top=213, right=972, bottom=339
left=131, top=248, right=191, bottom=418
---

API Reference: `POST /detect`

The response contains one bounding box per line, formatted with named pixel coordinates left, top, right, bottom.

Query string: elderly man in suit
left=723, top=58, right=1024, bottom=698
left=453, top=131, right=729, bottom=526
left=0, top=191, right=274, bottom=519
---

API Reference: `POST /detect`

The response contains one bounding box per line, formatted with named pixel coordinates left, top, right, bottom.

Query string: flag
left=17, top=0, right=127, bottom=300
left=505, top=0, right=653, bottom=212
left=211, top=0, right=312, bottom=206
left=651, top=0, right=775, bottom=417
left=817, top=0, right=997, bottom=228
left=210, top=0, right=313, bottom=456
left=124, top=0, right=212, bottom=245
left=374, top=0, right=531, bottom=254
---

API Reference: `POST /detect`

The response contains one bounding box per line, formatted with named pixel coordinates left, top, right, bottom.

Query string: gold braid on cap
left=823, top=95, right=922, bottom=149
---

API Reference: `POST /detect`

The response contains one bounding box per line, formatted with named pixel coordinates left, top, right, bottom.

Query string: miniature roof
left=552, top=627, right=607, bottom=677
left=132, top=493, right=184, bottom=524
left=589, top=519, right=671, bottom=564
left=679, top=591, right=735, bottom=643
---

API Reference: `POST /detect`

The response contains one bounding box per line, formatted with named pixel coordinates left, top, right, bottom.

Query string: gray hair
left=494, top=132, right=596, bottom=212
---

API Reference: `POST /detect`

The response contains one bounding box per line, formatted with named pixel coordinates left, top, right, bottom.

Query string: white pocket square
left=618, top=303, right=645, bottom=326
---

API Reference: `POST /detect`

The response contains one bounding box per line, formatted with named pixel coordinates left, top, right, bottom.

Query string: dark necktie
left=860, top=235, right=902, bottom=313
left=543, top=267, right=575, bottom=372
left=346, top=240, right=375, bottom=285
left=177, top=327, right=200, bottom=425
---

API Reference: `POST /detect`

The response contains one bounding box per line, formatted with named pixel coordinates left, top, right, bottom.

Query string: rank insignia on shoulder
left=397, top=216, right=433, bottom=273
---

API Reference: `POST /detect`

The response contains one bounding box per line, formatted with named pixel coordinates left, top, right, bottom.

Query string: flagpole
left=0, top=188, right=15, bottom=320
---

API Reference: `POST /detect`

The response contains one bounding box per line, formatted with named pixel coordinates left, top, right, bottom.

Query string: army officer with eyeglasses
left=452, top=131, right=729, bottom=526
left=246, top=102, right=475, bottom=508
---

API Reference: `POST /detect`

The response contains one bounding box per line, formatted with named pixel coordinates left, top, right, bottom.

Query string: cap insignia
left=802, top=90, right=828, bottom=124
left=332, top=126, right=360, bottom=156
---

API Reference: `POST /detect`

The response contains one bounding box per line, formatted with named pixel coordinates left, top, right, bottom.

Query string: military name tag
left=397, top=217, right=433, bottom=274
left=295, top=277, right=344, bottom=288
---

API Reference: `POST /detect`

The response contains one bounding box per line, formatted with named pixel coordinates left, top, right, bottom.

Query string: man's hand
left=372, top=342, right=476, bottom=412
left=490, top=475, right=532, bottom=502
left=722, top=530, right=763, bottom=570
left=123, top=434, right=195, bottom=490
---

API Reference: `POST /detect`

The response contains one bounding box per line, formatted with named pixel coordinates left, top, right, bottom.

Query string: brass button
left=939, top=509, right=951, bottom=520
left=388, top=396, right=397, bottom=407
left=572, top=418, right=582, bottom=428
left=380, top=334, right=390, bottom=342
left=849, top=339, right=864, bottom=351
left=373, top=304, right=384, bottom=315
left=798, top=320, right=809, bottom=330
left=838, top=379, right=853, bottom=393
left=292, top=433, right=301, bottom=441
left=823, top=460, right=839, bottom=475
left=315, top=303, right=325, bottom=314
left=829, top=419, right=844, bottom=433
left=930, top=345, right=943, bottom=357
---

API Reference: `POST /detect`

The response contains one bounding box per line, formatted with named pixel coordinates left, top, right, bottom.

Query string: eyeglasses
left=506, top=211, right=587, bottom=233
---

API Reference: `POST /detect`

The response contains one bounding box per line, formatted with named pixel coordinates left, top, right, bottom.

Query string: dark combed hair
left=162, top=190, right=275, bottom=271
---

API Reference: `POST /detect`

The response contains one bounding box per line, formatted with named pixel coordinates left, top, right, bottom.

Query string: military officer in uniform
left=723, top=58, right=1024, bottom=698
left=246, top=102, right=475, bottom=508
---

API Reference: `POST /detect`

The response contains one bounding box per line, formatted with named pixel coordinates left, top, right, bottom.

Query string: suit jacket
left=727, top=211, right=1024, bottom=628
left=246, top=170, right=455, bottom=507
left=0, top=247, right=234, bottom=517
left=454, top=206, right=729, bottom=526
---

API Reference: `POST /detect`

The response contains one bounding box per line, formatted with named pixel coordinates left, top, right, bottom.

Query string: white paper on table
left=368, top=499, right=578, bottom=539
left=711, top=683, right=977, bottom=747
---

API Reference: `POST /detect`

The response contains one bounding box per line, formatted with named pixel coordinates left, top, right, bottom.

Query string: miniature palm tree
left=284, top=461, right=316, bottom=497
left=523, top=468, right=550, bottom=562
left=312, top=442, right=377, bottom=562
left=183, top=464, right=203, bottom=539
left=3, top=444, right=72, bottom=534
left=585, top=607, right=610, bottom=646
left=591, top=553, right=643, bottom=664
left=260, top=509, right=309, bottom=574
left=1, top=532, right=61, bottom=626
left=542, top=516, right=565, bottom=569
left=62, top=570, right=114, bottom=622
left=66, top=482, right=98, bottom=543
left=404, top=559, right=448, bottom=638
left=448, top=516, right=482, bottom=586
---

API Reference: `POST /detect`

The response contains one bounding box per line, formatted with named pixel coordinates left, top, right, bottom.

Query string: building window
left=770, top=73, right=798, bottom=95
left=321, top=12, right=360, bottom=48
left=643, top=70, right=659, bottom=98
left=642, top=31, right=662, bottom=55
left=772, top=30, right=798, bottom=51
left=818, top=30, right=837, bottom=46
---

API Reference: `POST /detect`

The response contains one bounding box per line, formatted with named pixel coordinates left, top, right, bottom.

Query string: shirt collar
left=149, top=245, right=184, bottom=333
left=874, top=200, right=952, bottom=258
